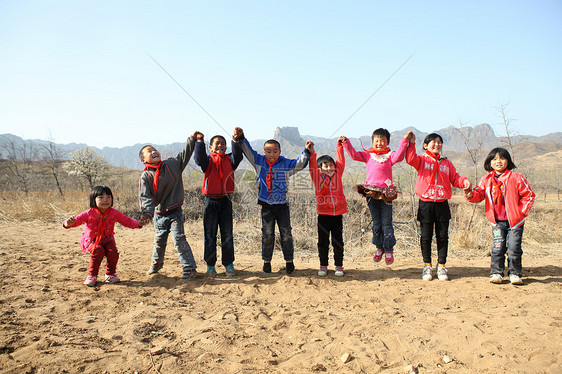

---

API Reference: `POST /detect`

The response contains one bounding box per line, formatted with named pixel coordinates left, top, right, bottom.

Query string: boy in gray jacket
left=139, top=131, right=200, bottom=279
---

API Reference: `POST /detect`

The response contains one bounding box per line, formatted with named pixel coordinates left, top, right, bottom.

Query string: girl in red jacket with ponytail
left=465, top=147, right=535, bottom=285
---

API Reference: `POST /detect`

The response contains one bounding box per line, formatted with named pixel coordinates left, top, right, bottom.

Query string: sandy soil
left=0, top=221, right=561, bottom=374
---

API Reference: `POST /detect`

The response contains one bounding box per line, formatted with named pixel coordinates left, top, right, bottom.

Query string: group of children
left=63, top=127, right=535, bottom=287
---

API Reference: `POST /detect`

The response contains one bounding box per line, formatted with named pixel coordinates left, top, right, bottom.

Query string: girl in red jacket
left=465, top=147, right=535, bottom=285
left=406, top=133, right=472, bottom=281
left=309, top=137, right=348, bottom=276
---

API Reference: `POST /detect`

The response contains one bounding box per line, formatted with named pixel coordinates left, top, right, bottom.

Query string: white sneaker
left=509, top=274, right=524, bottom=285
left=318, top=266, right=328, bottom=276
left=489, top=274, right=503, bottom=284
left=422, top=266, right=432, bottom=281
left=334, top=266, right=344, bottom=277
left=437, top=265, right=449, bottom=281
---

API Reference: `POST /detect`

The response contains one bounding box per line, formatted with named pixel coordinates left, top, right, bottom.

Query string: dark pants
left=89, top=236, right=118, bottom=276
left=491, top=221, right=524, bottom=277
left=261, top=203, right=294, bottom=262
left=417, top=200, right=451, bottom=265
left=317, top=214, right=344, bottom=267
left=367, top=198, right=396, bottom=252
left=203, top=196, right=235, bottom=267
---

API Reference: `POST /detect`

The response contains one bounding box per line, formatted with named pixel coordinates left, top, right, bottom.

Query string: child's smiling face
left=95, top=193, right=112, bottom=213
left=141, top=146, right=161, bottom=164
left=264, top=143, right=281, bottom=164
left=424, top=138, right=443, bottom=155
left=491, top=153, right=508, bottom=174
left=372, top=135, right=389, bottom=150
left=210, top=137, right=226, bottom=154
left=319, top=161, right=335, bottom=177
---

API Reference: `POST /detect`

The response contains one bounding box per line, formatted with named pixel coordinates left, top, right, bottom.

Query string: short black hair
left=483, top=147, right=517, bottom=172
left=317, top=155, right=335, bottom=169
left=139, top=144, right=154, bottom=161
left=210, top=135, right=227, bottom=145
left=264, top=139, right=281, bottom=151
left=372, top=128, right=391, bottom=143
left=89, top=185, right=113, bottom=209
left=423, top=133, right=443, bottom=147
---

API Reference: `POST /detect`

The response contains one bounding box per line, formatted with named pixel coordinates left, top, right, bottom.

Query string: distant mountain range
left=1, top=124, right=560, bottom=170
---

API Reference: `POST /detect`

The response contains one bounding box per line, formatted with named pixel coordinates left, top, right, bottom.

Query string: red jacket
left=202, top=154, right=235, bottom=196
left=467, top=169, right=534, bottom=229
left=406, top=142, right=469, bottom=202
left=309, top=143, right=348, bottom=216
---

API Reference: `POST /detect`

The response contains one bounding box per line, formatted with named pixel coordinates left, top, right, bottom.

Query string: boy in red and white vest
left=194, top=133, right=243, bottom=277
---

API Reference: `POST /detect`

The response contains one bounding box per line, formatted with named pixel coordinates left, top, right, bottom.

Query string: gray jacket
left=139, top=137, right=195, bottom=218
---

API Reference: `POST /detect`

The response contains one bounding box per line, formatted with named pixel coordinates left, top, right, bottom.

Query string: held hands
left=305, top=140, right=315, bottom=154
left=63, top=216, right=76, bottom=228
left=233, top=127, right=244, bottom=140
left=338, top=136, right=347, bottom=143
left=464, top=188, right=474, bottom=200
left=193, top=131, right=204, bottom=140
left=404, top=131, right=415, bottom=143
left=138, top=216, right=151, bottom=227
left=463, top=179, right=472, bottom=191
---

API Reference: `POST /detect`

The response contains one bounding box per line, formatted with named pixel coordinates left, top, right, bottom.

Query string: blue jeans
left=261, top=203, right=294, bottom=262
left=203, top=196, right=235, bottom=267
left=367, top=198, right=396, bottom=252
left=491, top=221, right=524, bottom=277
left=152, top=208, right=196, bottom=271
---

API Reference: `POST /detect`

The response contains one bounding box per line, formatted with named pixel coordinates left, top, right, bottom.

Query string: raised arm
left=341, top=138, right=369, bottom=163
left=193, top=134, right=210, bottom=172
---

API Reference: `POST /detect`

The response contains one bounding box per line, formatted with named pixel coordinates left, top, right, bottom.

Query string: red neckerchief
left=425, top=150, right=440, bottom=187
left=210, top=152, right=227, bottom=181
left=266, top=159, right=276, bottom=193
left=360, top=138, right=391, bottom=155
left=144, top=161, right=163, bottom=195
left=320, top=174, right=332, bottom=194
left=87, top=208, right=110, bottom=253
left=491, top=173, right=505, bottom=211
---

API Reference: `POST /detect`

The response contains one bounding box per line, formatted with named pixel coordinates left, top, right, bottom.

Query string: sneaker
left=385, top=252, right=394, bottom=265
left=105, top=274, right=120, bottom=283
left=373, top=249, right=384, bottom=262
left=509, top=274, right=524, bottom=285
left=334, top=266, right=344, bottom=277
left=225, top=264, right=235, bottom=277
left=180, top=269, right=197, bottom=280
left=147, top=261, right=163, bottom=275
left=422, top=266, right=432, bottom=281
left=437, top=265, right=449, bottom=281
left=489, top=274, right=503, bottom=284
left=83, top=275, right=97, bottom=287
left=263, top=262, right=272, bottom=273
left=318, top=266, right=328, bottom=276
left=206, top=265, right=217, bottom=277
left=286, top=261, right=295, bottom=275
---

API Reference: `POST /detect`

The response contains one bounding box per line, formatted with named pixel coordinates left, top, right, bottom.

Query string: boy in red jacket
left=194, top=132, right=243, bottom=277
left=309, top=137, right=348, bottom=276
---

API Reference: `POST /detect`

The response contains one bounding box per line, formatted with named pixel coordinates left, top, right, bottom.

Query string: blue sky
left=1, top=0, right=560, bottom=148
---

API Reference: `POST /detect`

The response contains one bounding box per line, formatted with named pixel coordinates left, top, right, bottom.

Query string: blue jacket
left=235, top=138, right=310, bottom=205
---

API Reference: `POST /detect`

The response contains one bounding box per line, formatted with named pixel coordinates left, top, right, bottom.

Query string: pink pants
left=88, top=236, right=119, bottom=276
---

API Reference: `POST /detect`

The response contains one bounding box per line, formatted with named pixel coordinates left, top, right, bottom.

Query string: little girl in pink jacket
left=63, top=185, right=148, bottom=287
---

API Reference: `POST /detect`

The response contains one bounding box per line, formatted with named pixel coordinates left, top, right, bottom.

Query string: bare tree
left=63, top=146, right=110, bottom=189
left=1, top=137, right=38, bottom=194
left=41, top=137, right=66, bottom=197
left=497, top=102, right=517, bottom=159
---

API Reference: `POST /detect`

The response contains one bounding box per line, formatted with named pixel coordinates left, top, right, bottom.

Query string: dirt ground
left=0, top=221, right=561, bottom=373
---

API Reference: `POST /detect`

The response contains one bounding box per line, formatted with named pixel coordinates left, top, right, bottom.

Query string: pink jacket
left=342, top=137, right=409, bottom=188
left=406, top=143, right=469, bottom=202
left=467, top=170, right=534, bottom=229
left=309, top=143, right=348, bottom=216
left=63, top=208, right=140, bottom=253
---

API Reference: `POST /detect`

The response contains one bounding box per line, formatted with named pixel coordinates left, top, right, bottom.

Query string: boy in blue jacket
left=233, top=127, right=312, bottom=274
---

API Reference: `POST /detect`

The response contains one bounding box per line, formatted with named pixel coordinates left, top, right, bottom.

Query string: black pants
left=317, top=214, right=344, bottom=267
left=417, top=200, right=451, bottom=265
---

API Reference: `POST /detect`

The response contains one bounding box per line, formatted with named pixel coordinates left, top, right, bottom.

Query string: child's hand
left=463, top=179, right=472, bottom=190
left=404, top=131, right=415, bottom=143
left=64, top=216, right=76, bottom=228
left=138, top=216, right=150, bottom=227
left=233, top=127, right=244, bottom=140
left=464, top=189, right=474, bottom=200
left=193, top=131, right=204, bottom=140
left=305, top=140, right=315, bottom=153
left=338, top=136, right=347, bottom=143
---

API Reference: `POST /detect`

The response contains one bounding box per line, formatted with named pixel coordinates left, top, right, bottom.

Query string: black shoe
left=286, top=261, right=295, bottom=274
left=263, top=262, right=272, bottom=273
